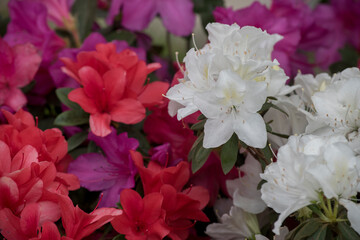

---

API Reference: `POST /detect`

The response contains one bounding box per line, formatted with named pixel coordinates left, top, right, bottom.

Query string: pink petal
left=4, top=88, right=27, bottom=111
left=20, top=203, right=40, bottom=237
left=12, top=43, right=41, bottom=87
left=0, top=140, right=11, bottom=174
left=89, top=113, right=112, bottom=137
left=120, top=189, right=143, bottom=220
left=11, top=145, right=39, bottom=172
left=0, top=176, right=20, bottom=209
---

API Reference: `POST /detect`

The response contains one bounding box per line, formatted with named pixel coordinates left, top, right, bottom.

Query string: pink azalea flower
left=32, top=0, right=74, bottom=27
left=106, top=0, right=196, bottom=36
left=68, top=129, right=139, bottom=207
left=0, top=38, right=41, bottom=111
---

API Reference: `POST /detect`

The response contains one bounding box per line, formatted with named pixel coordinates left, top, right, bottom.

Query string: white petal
left=233, top=112, right=267, bottom=148
left=340, top=199, right=360, bottom=235
left=203, top=116, right=234, bottom=148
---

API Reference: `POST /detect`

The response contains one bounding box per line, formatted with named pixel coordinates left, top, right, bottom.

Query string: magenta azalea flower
left=213, top=0, right=344, bottom=77
left=5, top=0, right=65, bottom=65
left=0, top=38, right=41, bottom=111
left=107, top=0, right=196, bottom=36
left=68, top=128, right=139, bottom=207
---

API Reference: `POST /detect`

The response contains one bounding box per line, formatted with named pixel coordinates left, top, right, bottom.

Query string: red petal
left=0, top=176, right=20, bottom=209
left=110, top=99, right=145, bottom=124
left=120, top=189, right=143, bottom=220
left=68, top=88, right=98, bottom=114
left=78, top=66, right=104, bottom=98
left=0, top=140, right=11, bottom=174
left=20, top=203, right=40, bottom=237
left=138, top=81, right=169, bottom=107
left=141, top=192, right=164, bottom=224
left=89, top=113, right=112, bottom=137
left=39, top=222, right=61, bottom=240
left=103, top=68, right=127, bottom=101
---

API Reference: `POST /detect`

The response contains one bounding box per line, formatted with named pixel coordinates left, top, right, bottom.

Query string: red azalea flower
left=58, top=195, right=122, bottom=240
left=68, top=67, right=146, bottom=136
left=61, top=43, right=169, bottom=137
left=0, top=203, right=61, bottom=240
left=131, top=151, right=190, bottom=194
left=160, top=185, right=209, bottom=240
left=111, top=189, right=169, bottom=240
left=0, top=109, right=68, bottom=166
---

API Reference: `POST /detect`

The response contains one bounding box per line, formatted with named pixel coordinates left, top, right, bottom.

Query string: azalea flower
left=58, top=194, right=122, bottom=240
left=0, top=203, right=61, bottom=240
left=131, top=151, right=210, bottom=239
left=261, top=134, right=360, bottom=234
left=167, top=23, right=295, bottom=148
left=111, top=189, right=169, bottom=240
left=213, top=0, right=345, bottom=76
left=301, top=68, right=360, bottom=153
left=62, top=42, right=169, bottom=137
left=68, top=129, right=139, bottom=207
left=227, top=154, right=267, bottom=214
left=0, top=38, right=41, bottom=111
left=106, top=0, right=196, bottom=36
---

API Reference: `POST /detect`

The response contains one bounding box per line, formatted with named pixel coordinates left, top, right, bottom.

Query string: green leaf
left=220, top=133, right=239, bottom=174
left=293, top=219, right=322, bottom=240
left=191, top=120, right=206, bottom=131
left=308, top=225, right=328, bottom=240
left=189, top=133, right=212, bottom=173
left=197, top=114, right=206, bottom=121
left=56, top=88, right=81, bottom=110
left=193, top=0, right=224, bottom=28
left=112, top=234, right=126, bottom=240
left=71, top=0, right=97, bottom=41
left=337, top=222, right=360, bottom=240
left=258, top=101, right=289, bottom=117
left=105, top=30, right=136, bottom=44
left=67, top=131, right=88, bottom=152
left=54, top=110, right=89, bottom=126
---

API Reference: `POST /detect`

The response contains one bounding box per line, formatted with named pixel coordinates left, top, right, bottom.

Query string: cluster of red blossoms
left=61, top=42, right=169, bottom=137
left=0, top=109, right=122, bottom=240
left=111, top=151, right=209, bottom=240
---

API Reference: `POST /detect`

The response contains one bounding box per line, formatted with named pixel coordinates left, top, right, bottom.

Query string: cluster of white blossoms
left=261, top=68, right=360, bottom=235
left=167, top=22, right=360, bottom=237
left=166, top=23, right=296, bottom=149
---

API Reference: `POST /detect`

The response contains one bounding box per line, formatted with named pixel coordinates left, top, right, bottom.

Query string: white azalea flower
left=166, top=22, right=292, bottom=148
left=260, top=134, right=360, bottom=234
left=339, top=199, right=360, bottom=234
left=195, top=69, right=267, bottom=148
left=227, top=154, right=267, bottom=214
left=264, top=95, right=307, bottom=148
left=303, top=68, right=360, bottom=152
left=206, top=205, right=260, bottom=240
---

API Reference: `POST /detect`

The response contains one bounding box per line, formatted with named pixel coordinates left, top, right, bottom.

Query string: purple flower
left=5, top=0, right=65, bottom=65
left=106, top=0, right=195, bottom=36
left=149, top=143, right=182, bottom=167
left=331, top=0, right=360, bottom=51
left=68, top=128, right=139, bottom=207
left=27, top=0, right=74, bottom=27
